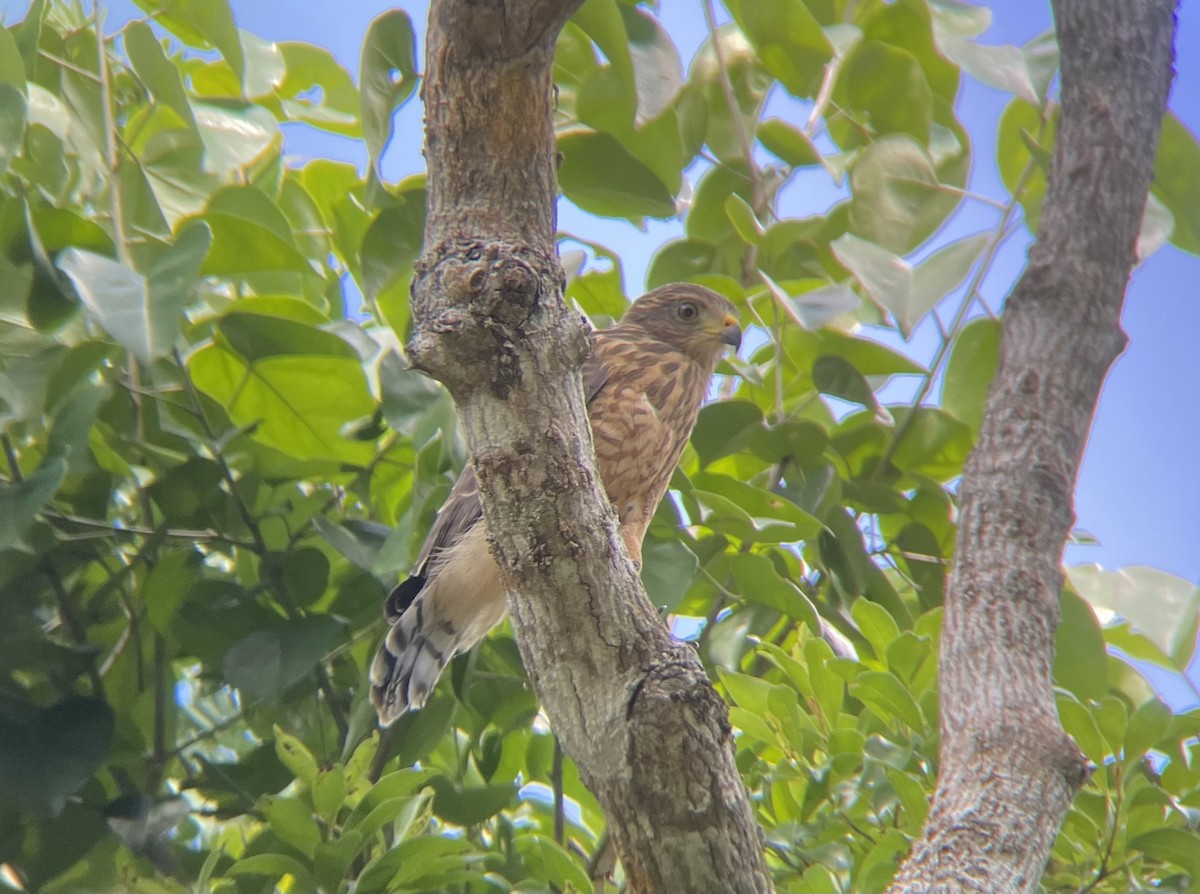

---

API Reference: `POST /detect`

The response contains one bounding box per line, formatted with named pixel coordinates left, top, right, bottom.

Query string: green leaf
left=852, top=670, right=925, bottom=732
left=226, top=854, right=317, bottom=892
left=1124, top=698, right=1171, bottom=762
left=0, top=84, right=27, bottom=178
left=0, top=21, right=26, bottom=88
left=762, top=275, right=861, bottom=331
left=1129, top=828, right=1200, bottom=875
left=729, top=552, right=820, bottom=625
left=429, top=777, right=516, bottom=826
left=356, top=834, right=474, bottom=894
left=277, top=42, right=361, bottom=136
left=691, top=24, right=771, bottom=164
left=515, top=834, right=592, bottom=894
left=813, top=354, right=879, bottom=412
left=312, top=767, right=346, bottom=821
left=133, top=0, right=244, bottom=83
left=144, top=549, right=200, bottom=634
left=893, top=524, right=945, bottom=610
left=361, top=190, right=425, bottom=308
left=238, top=30, right=287, bottom=100
left=933, top=30, right=1038, bottom=104
left=839, top=41, right=932, bottom=144
left=724, top=194, right=764, bottom=246
left=856, top=828, right=909, bottom=892
left=691, top=399, right=763, bottom=467
left=885, top=766, right=929, bottom=829
left=691, top=471, right=821, bottom=543
left=558, top=131, right=676, bottom=220
left=202, top=207, right=312, bottom=278
left=0, top=697, right=114, bottom=818
left=125, top=21, right=198, bottom=131
left=941, top=317, right=1000, bottom=433
left=911, top=232, right=988, bottom=319
left=1066, top=565, right=1200, bottom=666
left=266, top=796, right=320, bottom=853
left=639, top=537, right=698, bottom=613
left=0, top=456, right=66, bottom=549
left=279, top=548, right=331, bottom=608
left=758, top=117, right=822, bottom=167
left=725, top=0, right=833, bottom=99
left=573, top=0, right=635, bottom=95
left=344, top=768, right=436, bottom=835
left=847, top=135, right=944, bottom=254
left=194, top=102, right=277, bottom=175
left=189, top=316, right=375, bottom=464
left=563, top=236, right=628, bottom=319
left=359, top=9, right=418, bottom=173
left=832, top=231, right=986, bottom=337
left=997, top=98, right=1056, bottom=232
left=1152, top=112, right=1200, bottom=255
left=718, top=669, right=773, bottom=715
left=274, top=728, right=319, bottom=787
left=1137, top=191, right=1175, bottom=263
left=887, top=407, right=973, bottom=481
left=1056, top=694, right=1107, bottom=766
left=852, top=597, right=901, bottom=664
left=647, top=238, right=719, bottom=289
left=222, top=616, right=343, bottom=705
left=1053, top=590, right=1107, bottom=702
left=58, top=225, right=210, bottom=364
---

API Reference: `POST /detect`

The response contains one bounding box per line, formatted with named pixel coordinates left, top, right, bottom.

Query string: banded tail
left=369, top=523, right=506, bottom=725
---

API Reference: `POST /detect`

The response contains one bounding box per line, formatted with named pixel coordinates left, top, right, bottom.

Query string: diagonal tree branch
left=888, top=2, right=1178, bottom=891
left=408, top=1, right=771, bottom=891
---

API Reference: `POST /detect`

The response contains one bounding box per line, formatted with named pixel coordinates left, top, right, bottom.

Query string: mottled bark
left=888, top=2, right=1177, bottom=892
left=407, top=2, right=771, bottom=892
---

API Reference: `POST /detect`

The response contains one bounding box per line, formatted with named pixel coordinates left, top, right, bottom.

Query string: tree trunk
left=407, top=2, right=772, bottom=892
left=888, top=2, right=1177, bottom=891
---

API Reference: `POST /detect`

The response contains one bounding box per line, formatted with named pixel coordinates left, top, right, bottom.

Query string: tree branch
left=409, top=1, right=771, bottom=891
left=888, top=2, right=1177, bottom=891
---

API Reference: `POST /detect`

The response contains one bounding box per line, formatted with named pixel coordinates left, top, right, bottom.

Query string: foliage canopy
left=0, top=0, right=1198, bottom=891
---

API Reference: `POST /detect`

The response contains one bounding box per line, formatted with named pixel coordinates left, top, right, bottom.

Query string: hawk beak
left=719, top=315, right=742, bottom=350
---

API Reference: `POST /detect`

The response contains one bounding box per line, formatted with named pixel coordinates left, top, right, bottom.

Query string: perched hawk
left=370, top=283, right=741, bottom=725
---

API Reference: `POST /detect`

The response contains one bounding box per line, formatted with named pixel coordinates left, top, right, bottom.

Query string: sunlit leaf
left=57, top=223, right=210, bottom=363
left=558, top=130, right=676, bottom=220
left=132, top=0, right=245, bottom=83
left=359, top=9, right=418, bottom=174
left=1152, top=112, right=1200, bottom=255
left=1067, top=565, right=1200, bottom=666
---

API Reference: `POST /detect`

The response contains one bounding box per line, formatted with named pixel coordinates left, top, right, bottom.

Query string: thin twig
left=43, top=508, right=256, bottom=547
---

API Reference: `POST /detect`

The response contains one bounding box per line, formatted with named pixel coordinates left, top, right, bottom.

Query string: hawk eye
left=676, top=301, right=699, bottom=321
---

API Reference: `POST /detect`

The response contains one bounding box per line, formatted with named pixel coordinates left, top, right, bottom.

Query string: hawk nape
left=370, top=283, right=741, bottom=726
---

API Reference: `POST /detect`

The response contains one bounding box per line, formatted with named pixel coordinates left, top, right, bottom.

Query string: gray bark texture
left=407, top=2, right=772, bottom=892
left=888, top=1, right=1177, bottom=892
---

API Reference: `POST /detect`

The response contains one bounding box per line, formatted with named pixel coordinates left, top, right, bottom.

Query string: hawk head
left=621, top=283, right=742, bottom=366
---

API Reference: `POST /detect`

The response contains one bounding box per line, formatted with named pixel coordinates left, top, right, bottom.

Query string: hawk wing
left=386, top=336, right=613, bottom=621
left=372, top=340, right=615, bottom=720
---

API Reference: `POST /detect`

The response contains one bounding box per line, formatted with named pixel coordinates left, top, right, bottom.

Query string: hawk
left=370, top=283, right=741, bottom=725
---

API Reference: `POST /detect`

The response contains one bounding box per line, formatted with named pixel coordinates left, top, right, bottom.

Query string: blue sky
left=4, top=1, right=1198, bottom=693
